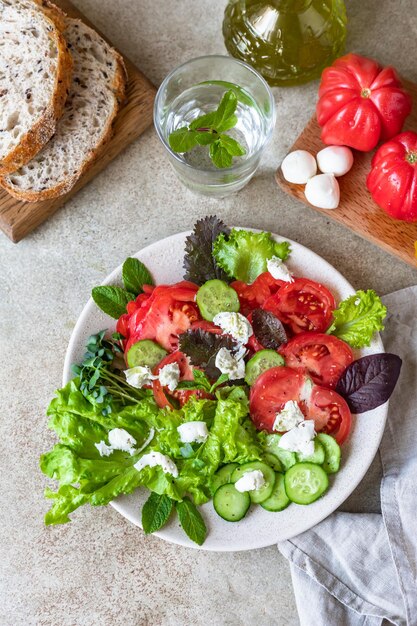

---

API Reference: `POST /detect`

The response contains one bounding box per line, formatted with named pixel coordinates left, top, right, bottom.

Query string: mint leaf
left=169, top=127, right=198, bottom=153
left=122, top=257, right=153, bottom=295
left=327, top=290, right=387, bottom=348
left=210, top=373, right=229, bottom=393
left=175, top=497, right=207, bottom=545
left=214, top=90, right=238, bottom=131
left=142, top=492, right=174, bottom=534
left=92, top=286, right=135, bottom=319
left=219, top=134, right=246, bottom=157
left=210, top=140, right=233, bottom=168
left=190, top=112, right=217, bottom=131
left=195, top=132, right=218, bottom=146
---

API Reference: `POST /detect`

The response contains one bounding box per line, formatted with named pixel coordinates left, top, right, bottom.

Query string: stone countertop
left=1, top=1, right=416, bottom=624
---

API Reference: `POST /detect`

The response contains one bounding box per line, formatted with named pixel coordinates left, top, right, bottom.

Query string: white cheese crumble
left=213, top=311, right=253, bottom=344
left=95, top=428, right=137, bottom=457
left=215, top=346, right=246, bottom=380
left=267, top=256, right=294, bottom=283
left=158, top=362, right=180, bottom=392
left=94, top=441, right=113, bottom=457
left=124, top=365, right=157, bottom=389
left=134, top=451, right=178, bottom=477
left=235, top=470, right=265, bottom=493
left=279, top=420, right=316, bottom=457
left=273, top=400, right=304, bottom=432
left=177, top=421, right=209, bottom=444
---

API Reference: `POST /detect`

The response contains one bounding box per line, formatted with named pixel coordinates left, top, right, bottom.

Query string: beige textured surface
left=1, top=1, right=417, bottom=625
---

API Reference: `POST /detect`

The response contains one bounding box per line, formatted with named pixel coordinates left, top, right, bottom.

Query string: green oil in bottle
left=223, top=0, right=347, bottom=87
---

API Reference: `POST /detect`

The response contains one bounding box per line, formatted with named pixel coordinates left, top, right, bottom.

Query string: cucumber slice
left=262, top=452, right=283, bottom=473
left=264, top=434, right=297, bottom=471
left=316, top=433, right=341, bottom=474
left=196, top=279, right=240, bottom=322
left=210, top=463, right=239, bottom=495
left=245, top=350, right=285, bottom=385
left=126, top=339, right=167, bottom=369
left=260, top=473, right=290, bottom=512
left=296, top=440, right=325, bottom=465
left=213, top=483, right=250, bottom=522
left=231, top=461, right=275, bottom=504
left=284, top=462, right=329, bottom=505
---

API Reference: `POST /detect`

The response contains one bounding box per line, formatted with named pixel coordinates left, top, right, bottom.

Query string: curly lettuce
left=41, top=380, right=260, bottom=524
left=327, top=290, right=387, bottom=348
left=213, top=228, right=291, bottom=283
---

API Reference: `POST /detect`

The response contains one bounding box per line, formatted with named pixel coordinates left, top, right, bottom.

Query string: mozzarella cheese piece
left=213, top=312, right=253, bottom=344
left=215, top=346, right=246, bottom=380
left=158, top=362, right=180, bottom=392
left=134, top=451, right=178, bottom=477
left=267, top=256, right=294, bottom=283
left=281, top=150, right=317, bottom=184
left=124, top=365, right=157, bottom=389
left=317, top=145, right=354, bottom=177
left=273, top=400, right=304, bottom=432
left=95, top=428, right=137, bottom=457
left=278, top=420, right=316, bottom=457
left=235, top=470, right=265, bottom=493
left=177, top=421, right=209, bottom=444
left=305, top=173, right=340, bottom=209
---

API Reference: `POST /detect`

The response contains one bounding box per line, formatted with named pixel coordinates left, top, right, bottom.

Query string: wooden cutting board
left=276, top=78, right=417, bottom=268
left=0, top=0, right=156, bottom=243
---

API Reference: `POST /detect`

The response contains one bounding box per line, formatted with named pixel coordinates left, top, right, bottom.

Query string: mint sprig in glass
left=168, top=90, right=246, bottom=169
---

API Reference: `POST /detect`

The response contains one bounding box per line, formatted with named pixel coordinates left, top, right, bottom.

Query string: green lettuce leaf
left=327, top=290, right=387, bottom=348
left=213, top=229, right=291, bottom=283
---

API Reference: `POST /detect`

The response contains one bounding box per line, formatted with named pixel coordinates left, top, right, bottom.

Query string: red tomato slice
left=152, top=351, right=211, bottom=409
left=249, top=367, right=306, bottom=432
left=125, top=282, right=200, bottom=353
left=308, top=386, right=352, bottom=445
left=190, top=320, right=222, bottom=335
left=263, top=278, right=336, bottom=335
left=249, top=366, right=352, bottom=444
left=231, top=272, right=284, bottom=315
left=279, top=333, right=354, bottom=388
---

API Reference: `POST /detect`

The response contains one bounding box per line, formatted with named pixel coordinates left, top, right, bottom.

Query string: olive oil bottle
left=223, top=0, right=347, bottom=86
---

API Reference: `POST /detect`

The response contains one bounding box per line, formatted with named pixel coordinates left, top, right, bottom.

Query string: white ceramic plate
left=63, top=230, right=387, bottom=552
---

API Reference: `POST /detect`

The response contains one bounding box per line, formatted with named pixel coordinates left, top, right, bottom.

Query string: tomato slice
left=279, top=332, right=354, bottom=388
left=190, top=320, right=222, bottom=335
left=249, top=367, right=306, bottom=432
left=152, top=351, right=211, bottom=409
left=263, top=278, right=336, bottom=335
left=308, top=386, right=352, bottom=445
left=124, top=282, right=200, bottom=353
left=231, top=272, right=284, bottom=316
left=249, top=366, right=352, bottom=444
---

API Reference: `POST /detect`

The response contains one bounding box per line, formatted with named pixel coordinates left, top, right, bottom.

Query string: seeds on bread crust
left=1, top=17, right=127, bottom=201
left=0, top=0, right=73, bottom=175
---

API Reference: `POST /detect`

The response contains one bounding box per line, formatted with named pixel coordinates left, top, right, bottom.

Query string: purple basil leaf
left=178, top=328, right=237, bottom=379
left=335, top=353, right=402, bottom=413
left=183, top=215, right=231, bottom=284
left=252, top=308, right=287, bottom=350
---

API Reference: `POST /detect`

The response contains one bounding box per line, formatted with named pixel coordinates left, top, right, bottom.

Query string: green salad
left=41, top=216, right=399, bottom=545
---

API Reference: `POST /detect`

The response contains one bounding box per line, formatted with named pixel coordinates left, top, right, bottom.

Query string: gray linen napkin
left=278, top=286, right=417, bottom=626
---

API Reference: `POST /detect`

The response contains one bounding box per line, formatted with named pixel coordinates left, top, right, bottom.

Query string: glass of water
left=154, top=55, right=276, bottom=197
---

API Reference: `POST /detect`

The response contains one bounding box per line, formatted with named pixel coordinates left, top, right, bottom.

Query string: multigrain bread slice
left=1, top=17, right=127, bottom=201
left=0, top=0, right=73, bottom=175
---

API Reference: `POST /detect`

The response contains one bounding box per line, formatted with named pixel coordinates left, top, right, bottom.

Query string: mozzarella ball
left=317, top=146, right=354, bottom=177
left=305, top=174, right=340, bottom=209
left=281, top=150, right=317, bottom=184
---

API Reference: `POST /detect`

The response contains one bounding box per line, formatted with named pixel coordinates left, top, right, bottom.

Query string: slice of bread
left=0, top=0, right=73, bottom=175
left=1, top=17, right=127, bottom=201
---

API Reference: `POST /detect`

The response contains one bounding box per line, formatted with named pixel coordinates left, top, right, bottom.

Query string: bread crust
left=1, top=20, right=127, bottom=202
left=0, top=1, right=73, bottom=175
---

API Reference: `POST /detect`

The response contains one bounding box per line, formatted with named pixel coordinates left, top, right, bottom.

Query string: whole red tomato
left=317, top=53, right=412, bottom=152
left=366, top=131, right=417, bottom=222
